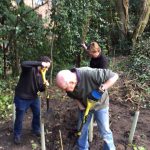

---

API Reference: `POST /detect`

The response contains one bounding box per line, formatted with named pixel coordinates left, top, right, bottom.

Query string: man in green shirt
left=56, top=67, right=118, bottom=150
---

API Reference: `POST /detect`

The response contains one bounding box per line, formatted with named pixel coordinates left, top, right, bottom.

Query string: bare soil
left=0, top=71, right=150, bottom=150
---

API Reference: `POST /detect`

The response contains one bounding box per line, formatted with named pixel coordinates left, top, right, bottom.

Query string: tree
left=0, top=1, right=51, bottom=77
left=50, top=0, right=110, bottom=68
left=132, top=0, right=150, bottom=46
left=114, top=0, right=150, bottom=53
left=114, top=0, right=129, bottom=53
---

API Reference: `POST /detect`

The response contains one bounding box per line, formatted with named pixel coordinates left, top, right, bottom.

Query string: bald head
left=56, top=70, right=77, bottom=91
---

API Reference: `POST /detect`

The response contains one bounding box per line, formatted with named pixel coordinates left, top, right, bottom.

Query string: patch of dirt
left=0, top=71, right=150, bottom=150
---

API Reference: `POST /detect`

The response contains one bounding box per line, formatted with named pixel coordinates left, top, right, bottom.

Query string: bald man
left=56, top=67, right=118, bottom=150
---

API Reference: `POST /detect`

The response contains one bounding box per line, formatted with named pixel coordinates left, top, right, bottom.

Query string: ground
left=0, top=70, right=150, bottom=150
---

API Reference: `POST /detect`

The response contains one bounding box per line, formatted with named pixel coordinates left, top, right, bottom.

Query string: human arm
left=100, top=73, right=119, bottom=91
left=21, top=61, right=50, bottom=76
left=21, top=61, right=42, bottom=68
left=22, top=61, right=50, bottom=68
left=81, top=43, right=87, bottom=50
left=84, top=71, right=118, bottom=112
left=81, top=43, right=89, bottom=52
left=66, top=91, right=85, bottom=110
left=75, top=99, right=85, bottom=110
left=87, top=68, right=119, bottom=91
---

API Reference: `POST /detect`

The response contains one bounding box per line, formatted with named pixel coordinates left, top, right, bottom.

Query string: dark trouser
left=14, top=96, right=40, bottom=137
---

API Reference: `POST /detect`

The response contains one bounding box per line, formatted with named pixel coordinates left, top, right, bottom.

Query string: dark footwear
left=14, top=136, right=21, bottom=145
left=32, top=131, right=41, bottom=137
left=34, top=132, right=41, bottom=137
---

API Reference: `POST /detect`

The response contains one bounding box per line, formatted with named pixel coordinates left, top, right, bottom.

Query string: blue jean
left=77, top=107, right=116, bottom=150
left=13, top=96, right=40, bottom=137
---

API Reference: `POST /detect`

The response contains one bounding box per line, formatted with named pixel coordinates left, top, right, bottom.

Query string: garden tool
left=77, top=89, right=104, bottom=136
left=40, top=68, right=54, bottom=122
left=40, top=67, right=47, bottom=150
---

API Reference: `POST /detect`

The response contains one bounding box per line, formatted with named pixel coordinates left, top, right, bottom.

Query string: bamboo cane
left=88, top=114, right=94, bottom=142
left=41, top=120, right=46, bottom=150
left=40, top=97, right=46, bottom=150
left=12, top=103, right=16, bottom=128
left=40, top=68, right=49, bottom=150
left=59, top=130, right=64, bottom=150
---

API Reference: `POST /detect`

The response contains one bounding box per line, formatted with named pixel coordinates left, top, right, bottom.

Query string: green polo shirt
left=67, top=67, right=116, bottom=110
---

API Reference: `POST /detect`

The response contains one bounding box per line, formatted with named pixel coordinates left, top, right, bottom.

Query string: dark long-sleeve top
left=15, top=61, right=46, bottom=100
left=90, top=54, right=108, bottom=69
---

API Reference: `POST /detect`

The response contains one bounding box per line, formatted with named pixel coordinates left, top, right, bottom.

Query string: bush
left=129, top=38, right=150, bottom=83
left=0, top=78, right=16, bottom=119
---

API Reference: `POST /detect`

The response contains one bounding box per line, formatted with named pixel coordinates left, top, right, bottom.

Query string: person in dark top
left=13, top=56, right=51, bottom=144
left=81, top=41, right=108, bottom=69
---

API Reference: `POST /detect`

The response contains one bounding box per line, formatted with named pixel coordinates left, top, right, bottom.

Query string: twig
left=59, top=130, right=64, bottom=150
left=124, top=78, right=138, bottom=84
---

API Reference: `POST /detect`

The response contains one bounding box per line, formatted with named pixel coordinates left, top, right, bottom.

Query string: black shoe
left=14, top=136, right=21, bottom=145
left=32, top=131, right=41, bottom=137
left=34, top=132, right=41, bottom=137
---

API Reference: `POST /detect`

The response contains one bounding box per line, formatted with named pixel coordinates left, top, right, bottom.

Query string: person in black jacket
left=13, top=56, right=51, bottom=144
left=81, top=41, right=108, bottom=69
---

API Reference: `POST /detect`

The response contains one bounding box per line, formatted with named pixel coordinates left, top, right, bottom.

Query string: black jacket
left=90, top=54, right=108, bottom=69
left=15, top=61, right=45, bottom=100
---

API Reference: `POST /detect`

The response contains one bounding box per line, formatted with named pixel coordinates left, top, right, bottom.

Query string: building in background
left=16, top=0, right=51, bottom=19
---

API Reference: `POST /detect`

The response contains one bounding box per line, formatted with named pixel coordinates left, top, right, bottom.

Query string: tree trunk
left=132, top=0, right=150, bottom=46
left=12, top=41, right=20, bottom=76
left=75, top=53, right=81, bottom=67
left=3, top=43, right=7, bottom=78
left=115, top=0, right=129, bottom=40
left=113, top=0, right=130, bottom=54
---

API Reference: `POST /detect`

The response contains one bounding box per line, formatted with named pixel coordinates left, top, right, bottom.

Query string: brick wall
left=24, top=0, right=51, bottom=19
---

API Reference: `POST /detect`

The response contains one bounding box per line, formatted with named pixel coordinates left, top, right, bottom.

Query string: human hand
left=99, top=84, right=105, bottom=93
left=76, top=100, right=85, bottom=110
left=45, top=80, right=49, bottom=86
left=41, top=62, right=51, bottom=69
left=81, top=43, right=87, bottom=50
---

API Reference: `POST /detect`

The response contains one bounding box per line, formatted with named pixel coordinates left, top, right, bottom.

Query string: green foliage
left=0, top=1, right=52, bottom=76
left=132, top=145, right=147, bottom=150
left=30, top=140, right=39, bottom=150
left=0, top=78, right=16, bottom=119
left=12, top=6, right=51, bottom=61
left=50, top=0, right=111, bottom=67
left=129, top=38, right=150, bottom=83
left=0, top=95, right=12, bottom=118
left=0, top=0, right=150, bottom=77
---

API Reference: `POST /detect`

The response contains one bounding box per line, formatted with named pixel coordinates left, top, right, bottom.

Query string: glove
left=88, top=89, right=104, bottom=102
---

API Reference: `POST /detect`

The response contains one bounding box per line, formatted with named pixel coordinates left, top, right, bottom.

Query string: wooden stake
left=59, top=130, right=63, bottom=150
left=40, top=98, right=46, bottom=150
left=41, top=122, right=46, bottom=150
left=12, top=103, right=16, bottom=128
